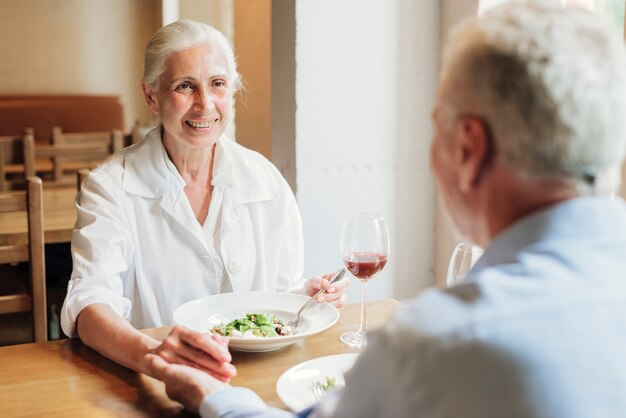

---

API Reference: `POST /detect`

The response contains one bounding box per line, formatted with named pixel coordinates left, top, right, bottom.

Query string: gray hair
left=143, top=20, right=241, bottom=93
left=439, top=1, right=626, bottom=193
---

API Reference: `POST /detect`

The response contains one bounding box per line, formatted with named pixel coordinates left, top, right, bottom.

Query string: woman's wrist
left=136, top=334, right=161, bottom=374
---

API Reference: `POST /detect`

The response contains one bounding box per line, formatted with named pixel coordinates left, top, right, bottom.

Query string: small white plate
left=173, top=292, right=339, bottom=352
left=276, top=353, right=359, bottom=411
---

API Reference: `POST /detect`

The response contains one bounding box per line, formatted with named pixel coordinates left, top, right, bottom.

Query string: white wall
left=295, top=0, right=440, bottom=302
left=0, top=0, right=158, bottom=131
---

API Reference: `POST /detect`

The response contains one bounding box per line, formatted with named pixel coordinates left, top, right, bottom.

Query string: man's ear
left=142, top=82, right=160, bottom=115
left=454, top=116, right=492, bottom=192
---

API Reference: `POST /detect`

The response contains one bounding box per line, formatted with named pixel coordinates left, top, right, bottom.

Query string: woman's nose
left=194, top=89, right=215, bottom=112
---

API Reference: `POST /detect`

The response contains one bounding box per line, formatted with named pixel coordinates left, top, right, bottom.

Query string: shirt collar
left=121, top=126, right=169, bottom=198
left=163, top=149, right=185, bottom=189
left=122, top=125, right=277, bottom=203
left=471, top=196, right=626, bottom=274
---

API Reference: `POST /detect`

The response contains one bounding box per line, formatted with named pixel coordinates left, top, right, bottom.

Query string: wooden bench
left=0, top=95, right=124, bottom=145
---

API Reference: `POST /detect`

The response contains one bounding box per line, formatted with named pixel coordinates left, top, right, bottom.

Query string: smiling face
left=143, top=44, right=233, bottom=151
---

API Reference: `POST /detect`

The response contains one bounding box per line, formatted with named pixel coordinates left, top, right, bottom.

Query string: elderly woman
left=60, top=20, right=347, bottom=381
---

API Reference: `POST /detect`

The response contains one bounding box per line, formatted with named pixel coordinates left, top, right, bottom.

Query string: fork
left=312, top=383, right=327, bottom=402
left=287, top=268, right=346, bottom=330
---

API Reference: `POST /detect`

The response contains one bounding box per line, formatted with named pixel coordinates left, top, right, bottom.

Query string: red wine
left=343, top=252, right=387, bottom=280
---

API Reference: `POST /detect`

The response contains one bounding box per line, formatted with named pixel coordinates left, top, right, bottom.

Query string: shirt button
left=227, top=259, right=242, bottom=274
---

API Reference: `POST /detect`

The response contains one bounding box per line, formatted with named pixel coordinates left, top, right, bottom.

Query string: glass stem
left=358, top=279, right=367, bottom=334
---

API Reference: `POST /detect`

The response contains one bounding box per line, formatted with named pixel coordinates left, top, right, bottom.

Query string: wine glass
left=340, top=213, right=390, bottom=348
left=446, top=242, right=483, bottom=287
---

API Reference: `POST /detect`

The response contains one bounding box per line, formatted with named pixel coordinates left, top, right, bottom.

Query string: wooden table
left=0, top=187, right=77, bottom=245
left=0, top=299, right=401, bottom=417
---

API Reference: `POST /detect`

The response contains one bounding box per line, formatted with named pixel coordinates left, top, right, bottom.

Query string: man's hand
left=149, top=325, right=237, bottom=382
left=144, top=353, right=230, bottom=412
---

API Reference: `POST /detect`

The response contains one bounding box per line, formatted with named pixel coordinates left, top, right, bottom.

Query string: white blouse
left=61, top=127, right=304, bottom=335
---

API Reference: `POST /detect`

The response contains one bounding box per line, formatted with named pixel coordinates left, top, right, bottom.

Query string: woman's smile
left=185, top=119, right=218, bottom=129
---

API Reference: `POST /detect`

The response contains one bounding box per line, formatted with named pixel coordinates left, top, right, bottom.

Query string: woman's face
left=144, top=44, right=233, bottom=150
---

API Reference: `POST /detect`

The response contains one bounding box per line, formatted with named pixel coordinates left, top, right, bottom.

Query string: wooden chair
left=34, top=126, right=123, bottom=187
left=124, top=120, right=143, bottom=146
left=77, top=168, right=90, bottom=191
left=0, top=130, right=36, bottom=192
left=0, top=176, right=47, bottom=342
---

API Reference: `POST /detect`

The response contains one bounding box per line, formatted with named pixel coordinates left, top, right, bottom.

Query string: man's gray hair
left=440, top=0, right=626, bottom=192
left=143, top=20, right=240, bottom=93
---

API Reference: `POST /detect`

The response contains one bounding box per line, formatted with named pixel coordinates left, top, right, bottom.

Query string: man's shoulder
left=387, top=251, right=626, bottom=346
left=390, top=284, right=488, bottom=338
left=385, top=266, right=544, bottom=342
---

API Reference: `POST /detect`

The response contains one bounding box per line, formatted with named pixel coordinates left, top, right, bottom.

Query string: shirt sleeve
left=60, top=169, right=134, bottom=337
left=199, top=387, right=295, bottom=418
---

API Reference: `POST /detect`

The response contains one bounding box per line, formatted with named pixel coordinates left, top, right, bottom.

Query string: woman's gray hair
left=439, top=0, right=626, bottom=193
left=143, top=20, right=241, bottom=93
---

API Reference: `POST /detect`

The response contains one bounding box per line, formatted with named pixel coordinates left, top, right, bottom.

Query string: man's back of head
left=432, top=0, right=626, bottom=245
left=441, top=0, right=626, bottom=189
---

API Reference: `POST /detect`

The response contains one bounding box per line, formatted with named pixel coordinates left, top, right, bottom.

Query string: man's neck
left=477, top=166, right=581, bottom=247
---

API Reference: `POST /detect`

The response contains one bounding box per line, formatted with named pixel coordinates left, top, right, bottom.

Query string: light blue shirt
left=201, top=196, right=626, bottom=418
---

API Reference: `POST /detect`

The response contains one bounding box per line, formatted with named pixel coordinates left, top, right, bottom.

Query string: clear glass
left=446, top=242, right=483, bottom=287
left=339, top=213, right=390, bottom=348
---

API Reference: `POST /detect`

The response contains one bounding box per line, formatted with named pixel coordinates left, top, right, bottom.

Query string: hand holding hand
left=149, top=325, right=237, bottom=382
left=144, top=353, right=229, bottom=413
left=304, top=272, right=349, bottom=309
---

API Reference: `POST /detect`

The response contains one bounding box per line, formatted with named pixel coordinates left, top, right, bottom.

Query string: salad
left=314, top=376, right=344, bottom=392
left=312, top=375, right=345, bottom=399
left=211, top=313, right=295, bottom=338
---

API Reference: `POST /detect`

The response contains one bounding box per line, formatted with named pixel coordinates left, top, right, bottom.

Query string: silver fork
left=312, top=383, right=327, bottom=402
left=287, top=268, right=346, bottom=330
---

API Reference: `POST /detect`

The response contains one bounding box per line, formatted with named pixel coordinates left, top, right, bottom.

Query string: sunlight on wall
left=162, top=0, right=179, bottom=25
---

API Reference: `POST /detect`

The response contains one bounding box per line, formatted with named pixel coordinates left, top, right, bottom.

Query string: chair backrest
left=35, top=126, right=123, bottom=187
left=0, top=130, right=36, bottom=192
left=77, top=168, right=90, bottom=192
left=0, top=176, right=47, bottom=342
left=0, top=95, right=124, bottom=146
left=124, top=120, right=143, bottom=146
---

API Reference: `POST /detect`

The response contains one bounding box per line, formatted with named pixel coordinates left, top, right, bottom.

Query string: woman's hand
left=144, top=353, right=229, bottom=413
left=304, top=273, right=349, bottom=309
left=149, top=325, right=237, bottom=382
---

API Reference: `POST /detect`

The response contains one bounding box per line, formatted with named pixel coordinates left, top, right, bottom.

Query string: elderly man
left=143, top=1, right=626, bottom=417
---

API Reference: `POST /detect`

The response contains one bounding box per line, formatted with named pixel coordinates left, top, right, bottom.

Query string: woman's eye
left=176, top=82, right=193, bottom=92
left=213, top=80, right=227, bottom=89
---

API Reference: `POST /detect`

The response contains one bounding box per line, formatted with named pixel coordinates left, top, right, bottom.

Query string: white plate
left=173, top=292, right=339, bottom=352
left=276, top=353, right=359, bottom=411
